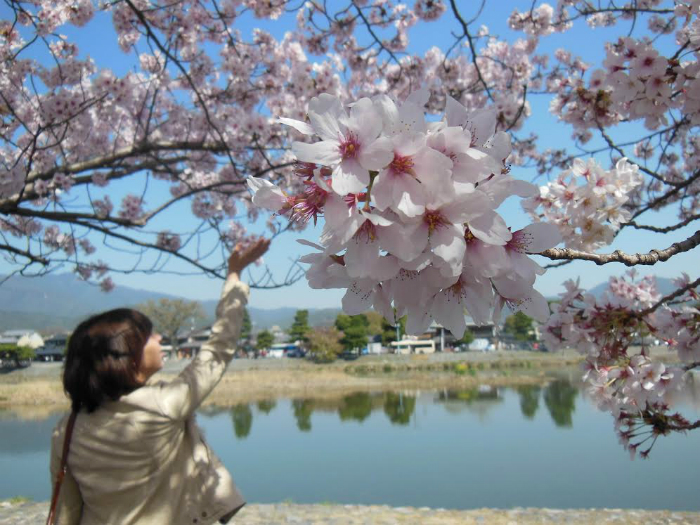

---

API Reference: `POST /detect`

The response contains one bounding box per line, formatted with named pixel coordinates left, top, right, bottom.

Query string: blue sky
left=1, top=2, right=694, bottom=309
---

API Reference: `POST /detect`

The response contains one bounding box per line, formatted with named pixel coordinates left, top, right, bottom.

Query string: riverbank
left=0, top=351, right=586, bottom=412
left=0, top=349, right=677, bottom=415
left=2, top=500, right=699, bottom=524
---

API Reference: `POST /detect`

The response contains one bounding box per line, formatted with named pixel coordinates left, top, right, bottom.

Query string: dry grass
left=0, top=366, right=555, bottom=411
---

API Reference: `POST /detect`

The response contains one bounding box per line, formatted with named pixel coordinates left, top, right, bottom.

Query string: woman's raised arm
left=147, top=239, right=270, bottom=419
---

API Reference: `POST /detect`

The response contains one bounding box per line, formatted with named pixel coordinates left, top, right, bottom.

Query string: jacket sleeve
left=152, top=274, right=249, bottom=420
left=50, top=422, right=83, bottom=525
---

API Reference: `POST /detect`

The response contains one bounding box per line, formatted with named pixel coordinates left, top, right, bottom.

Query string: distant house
left=35, top=333, right=70, bottom=361
left=0, top=329, right=44, bottom=348
left=177, top=327, right=212, bottom=358
left=391, top=338, right=436, bottom=354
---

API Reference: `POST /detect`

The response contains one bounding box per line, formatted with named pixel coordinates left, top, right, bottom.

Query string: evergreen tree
left=241, top=308, right=252, bottom=342
left=503, top=312, right=536, bottom=342
left=336, top=314, right=368, bottom=351
left=380, top=315, right=406, bottom=345
left=255, top=330, right=274, bottom=351
left=288, top=309, right=310, bottom=343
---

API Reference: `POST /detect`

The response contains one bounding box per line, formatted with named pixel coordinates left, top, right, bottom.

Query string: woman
left=50, top=239, right=270, bottom=525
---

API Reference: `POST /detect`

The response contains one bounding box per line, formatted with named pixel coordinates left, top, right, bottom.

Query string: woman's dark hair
left=63, top=308, right=153, bottom=413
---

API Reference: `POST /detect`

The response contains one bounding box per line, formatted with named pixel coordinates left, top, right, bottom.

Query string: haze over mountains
left=0, top=273, right=341, bottom=332
left=0, top=272, right=678, bottom=333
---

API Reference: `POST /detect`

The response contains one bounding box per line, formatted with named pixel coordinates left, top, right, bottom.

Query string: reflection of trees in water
left=338, top=392, right=374, bottom=422
left=292, top=399, right=314, bottom=432
left=434, top=387, right=502, bottom=420
left=516, top=386, right=541, bottom=420
left=256, top=399, right=277, bottom=414
left=544, top=380, right=577, bottom=428
left=230, top=404, right=253, bottom=438
left=383, top=392, right=416, bottom=425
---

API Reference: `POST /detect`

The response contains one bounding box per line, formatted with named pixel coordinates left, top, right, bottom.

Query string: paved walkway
left=2, top=501, right=699, bottom=524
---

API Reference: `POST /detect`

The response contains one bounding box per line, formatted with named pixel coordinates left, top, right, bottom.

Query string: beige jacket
left=50, top=276, right=249, bottom=525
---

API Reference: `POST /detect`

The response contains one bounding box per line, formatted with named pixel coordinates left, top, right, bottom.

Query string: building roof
left=1, top=329, right=35, bottom=337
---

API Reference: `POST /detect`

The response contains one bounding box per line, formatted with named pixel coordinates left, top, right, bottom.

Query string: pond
left=2, top=375, right=699, bottom=510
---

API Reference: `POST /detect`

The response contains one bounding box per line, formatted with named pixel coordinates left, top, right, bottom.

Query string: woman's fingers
left=228, top=238, right=270, bottom=275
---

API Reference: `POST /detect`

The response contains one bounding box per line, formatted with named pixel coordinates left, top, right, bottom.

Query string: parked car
left=286, top=348, right=306, bottom=358
left=340, top=350, right=359, bottom=361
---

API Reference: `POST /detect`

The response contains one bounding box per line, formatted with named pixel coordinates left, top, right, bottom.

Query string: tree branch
left=636, top=277, right=700, bottom=318
left=539, top=230, right=700, bottom=266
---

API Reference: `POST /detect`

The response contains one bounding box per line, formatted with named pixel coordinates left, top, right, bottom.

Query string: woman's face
left=139, top=332, right=163, bottom=381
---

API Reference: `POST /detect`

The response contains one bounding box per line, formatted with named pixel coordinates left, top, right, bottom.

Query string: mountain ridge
left=0, top=273, right=679, bottom=333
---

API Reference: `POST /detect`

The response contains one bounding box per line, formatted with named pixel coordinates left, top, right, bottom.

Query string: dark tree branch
left=539, top=230, right=700, bottom=266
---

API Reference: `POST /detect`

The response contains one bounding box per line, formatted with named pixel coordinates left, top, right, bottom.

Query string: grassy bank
left=0, top=351, right=590, bottom=413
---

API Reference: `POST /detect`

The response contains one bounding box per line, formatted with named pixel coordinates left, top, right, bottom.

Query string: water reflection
left=544, top=379, right=578, bottom=428
left=292, top=399, right=314, bottom=432
left=230, top=404, right=253, bottom=438
left=195, top=376, right=700, bottom=439
left=3, top=378, right=700, bottom=510
left=203, top=381, right=584, bottom=438
left=256, top=399, right=276, bottom=414
left=434, top=386, right=502, bottom=420
left=338, top=392, right=373, bottom=422
left=516, top=386, right=541, bottom=420
left=383, top=393, right=416, bottom=425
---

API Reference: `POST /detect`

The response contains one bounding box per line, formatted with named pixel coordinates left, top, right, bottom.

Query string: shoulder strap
left=46, top=411, right=78, bottom=525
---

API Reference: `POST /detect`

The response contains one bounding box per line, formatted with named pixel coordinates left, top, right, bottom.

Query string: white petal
left=373, top=282, right=394, bottom=322
left=293, top=140, right=340, bottom=165
left=347, top=97, right=383, bottom=141
left=342, top=280, right=375, bottom=315
left=482, top=131, right=511, bottom=163
left=465, top=106, right=497, bottom=147
left=406, top=86, right=430, bottom=107
left=358, top=136, right=393, bottom=170
left=433, top=291, right=467, bottom=339
left=444, top=95, right=468, bottom=127
left=372, top=255, right=401, bottom=281
left=468, top=211, right=512, bottom=245
left=462, top=278, right=494, bottom=325
left=431, top=224, right=466, bottom=273
left=405, top=300, right=434, bottom=336
left=278, top=117, right=314, bottom=135
left=517, top=222, right=562, bottom=253
left=332, top=159, right=369, bottom=195
left=345, top=237, right=380, bottom=278
left=373, top=95, right=400, bottom=134
left=296, top=238, right=324, bottom=250
left=393, top=176, right=427, bottom=218
left=361, top=209, right=393, bottom=227
left=247, top=178, right=287, bottom=211
left=518, top=289, right=551, bottom=323
left=308, top=94, right=344, bottom=140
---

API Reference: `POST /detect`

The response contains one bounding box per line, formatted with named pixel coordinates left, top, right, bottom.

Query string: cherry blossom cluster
left=249, top=92, right=561, bottom=338
left=543, top=270, right=699, bottom=456
left=522, top=157, right=643, bottom=251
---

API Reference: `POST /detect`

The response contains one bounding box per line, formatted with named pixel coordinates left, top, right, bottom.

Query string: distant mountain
left=587, top=277, right=677, bottom=299
left=0, top=273, right=341, bottom=333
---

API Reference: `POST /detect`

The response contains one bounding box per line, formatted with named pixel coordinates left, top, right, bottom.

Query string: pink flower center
left=290, top=182, right=328, bottom=224
left=339, top=131, right=361, bottom=160
left=354, top=220, right=377, bottom=242
left=389, top=153, right=415, bottom=176
left=423, top=209, right=448, bottom=233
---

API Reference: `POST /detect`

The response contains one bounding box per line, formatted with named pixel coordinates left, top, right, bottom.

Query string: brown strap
left=46, top=411, right=78, bottom=525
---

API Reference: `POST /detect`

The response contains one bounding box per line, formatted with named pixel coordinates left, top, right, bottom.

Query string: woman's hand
left=227, top=238, right=271, bottom=279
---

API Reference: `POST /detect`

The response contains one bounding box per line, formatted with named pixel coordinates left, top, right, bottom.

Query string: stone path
left=2, top=501, right=699, bottom=524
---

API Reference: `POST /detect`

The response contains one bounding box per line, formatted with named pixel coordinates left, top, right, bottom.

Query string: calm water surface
left=2, top=375, right=699, bottom=510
